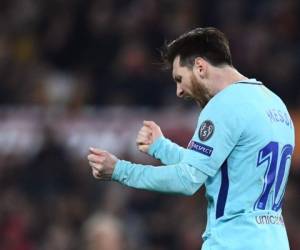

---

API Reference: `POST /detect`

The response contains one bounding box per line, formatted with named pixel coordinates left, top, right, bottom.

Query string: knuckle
left=92, top=170, right=98, bottom=177
left=140, top=132, right=146, bottom=138
left=93, top=168, right=102, bottom=177
left=145, top=127, right=151, bottom=132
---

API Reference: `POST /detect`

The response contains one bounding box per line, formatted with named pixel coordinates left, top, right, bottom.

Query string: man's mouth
left=183, top=95, right=193, bottom=100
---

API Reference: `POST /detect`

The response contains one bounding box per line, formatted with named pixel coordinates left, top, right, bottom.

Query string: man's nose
left=176, top=84, right=184, bottom=98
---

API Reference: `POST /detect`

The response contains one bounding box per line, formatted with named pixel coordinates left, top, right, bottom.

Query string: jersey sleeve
left=148, top=136, right=185, bottom=165
left=112, top=87, right=249, bottom=194
left=112, top=159, right=208, bottom=195
left=181, top=92, right=249, bottom=177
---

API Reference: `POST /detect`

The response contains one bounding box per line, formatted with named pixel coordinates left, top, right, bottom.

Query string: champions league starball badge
left=199, top=120, right=214, bottom=141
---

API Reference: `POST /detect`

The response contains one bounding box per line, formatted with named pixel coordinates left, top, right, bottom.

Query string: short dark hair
left=161, top=27, right=232, bottom=69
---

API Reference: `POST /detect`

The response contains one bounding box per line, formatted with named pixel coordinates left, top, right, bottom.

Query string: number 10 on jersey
left=255, top=141, right=293, bottom=211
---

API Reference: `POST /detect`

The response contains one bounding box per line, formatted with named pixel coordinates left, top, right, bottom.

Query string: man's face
left=172, top=56, right=212, bottom=107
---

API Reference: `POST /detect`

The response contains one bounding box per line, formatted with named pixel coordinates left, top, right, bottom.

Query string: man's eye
left=175, top=76, right=182, bottom=83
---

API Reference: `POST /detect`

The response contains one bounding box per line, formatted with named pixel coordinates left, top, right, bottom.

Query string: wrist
left=112, top=159, right=129, bottom=181
left=112, top=160, right=121, bottom=181
left=148, top=135, right=165, bottom=156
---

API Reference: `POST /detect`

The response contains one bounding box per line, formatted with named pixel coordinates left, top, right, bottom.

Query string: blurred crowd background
left=0, top=0, right=299, bottom=249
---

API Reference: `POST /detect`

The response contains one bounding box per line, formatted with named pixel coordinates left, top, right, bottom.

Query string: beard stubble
left=190, top=74, right=213, bottom=108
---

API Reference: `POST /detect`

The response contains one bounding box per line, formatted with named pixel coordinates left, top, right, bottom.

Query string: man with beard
left=87, top=27, right=294, bottom=250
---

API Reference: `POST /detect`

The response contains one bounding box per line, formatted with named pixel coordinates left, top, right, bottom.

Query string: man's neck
left=210, top=65, right=248, bottom=95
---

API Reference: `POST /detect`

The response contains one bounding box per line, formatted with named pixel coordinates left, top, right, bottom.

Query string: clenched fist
left=87, top=147, right=118, bottom=180
left=136, top=120, right=163, bottom=153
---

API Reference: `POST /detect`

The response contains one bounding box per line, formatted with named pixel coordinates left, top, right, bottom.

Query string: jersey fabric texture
left=113, top=79, right=295, bottom=250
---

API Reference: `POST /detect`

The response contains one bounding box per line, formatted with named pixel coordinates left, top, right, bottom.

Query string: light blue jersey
left=113, top=79, right=295, bottom=250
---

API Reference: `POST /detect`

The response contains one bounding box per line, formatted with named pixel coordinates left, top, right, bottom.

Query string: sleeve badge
left=199, top=120, right=214, bottom=141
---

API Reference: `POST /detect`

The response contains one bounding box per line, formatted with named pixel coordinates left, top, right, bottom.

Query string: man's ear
left=193, top=57, right=207, bottom=79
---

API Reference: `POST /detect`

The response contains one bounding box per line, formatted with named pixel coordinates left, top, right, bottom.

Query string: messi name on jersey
left=187, top=140, right=213, bottom=156
left=266, top=109, right=292, bottom=127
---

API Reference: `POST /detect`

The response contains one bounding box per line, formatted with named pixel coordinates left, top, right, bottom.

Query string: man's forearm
left=148, top=136, right=185, bottom=165
left=112, top=159, right=207, bottom=195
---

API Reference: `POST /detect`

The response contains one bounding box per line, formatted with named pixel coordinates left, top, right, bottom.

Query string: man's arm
left=136, top=121, right=185, bottom=165
left=148, top=136, right=185, bottom=165
left=87, top=148, right=207, bottom=195
left=113, top=160, right=207, bottom=195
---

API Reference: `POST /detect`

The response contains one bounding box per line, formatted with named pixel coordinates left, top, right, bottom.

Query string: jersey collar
left=235, top=78, right=263, bottom=85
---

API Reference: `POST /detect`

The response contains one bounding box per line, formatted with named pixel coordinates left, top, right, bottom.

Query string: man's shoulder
left=203, top=84, right=249, bottom=113
left=199, top=82, right=268, bottom=127
left=204, top=80, right=288, bottom=113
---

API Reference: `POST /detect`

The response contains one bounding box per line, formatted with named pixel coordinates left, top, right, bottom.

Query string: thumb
left=89, top=147, right=105, bottom=155
left=143, top=120, right=162, bottom=140
left=143, top=120, right=156, bottom=129
left=138, top=144, right=149, bottom=153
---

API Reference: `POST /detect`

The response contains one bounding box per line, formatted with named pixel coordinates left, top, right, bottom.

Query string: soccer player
left=87, top=27, right=295, bottom=250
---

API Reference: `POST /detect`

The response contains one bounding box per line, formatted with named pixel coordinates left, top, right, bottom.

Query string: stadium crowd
left=0, top=0, right=299, bottom=249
